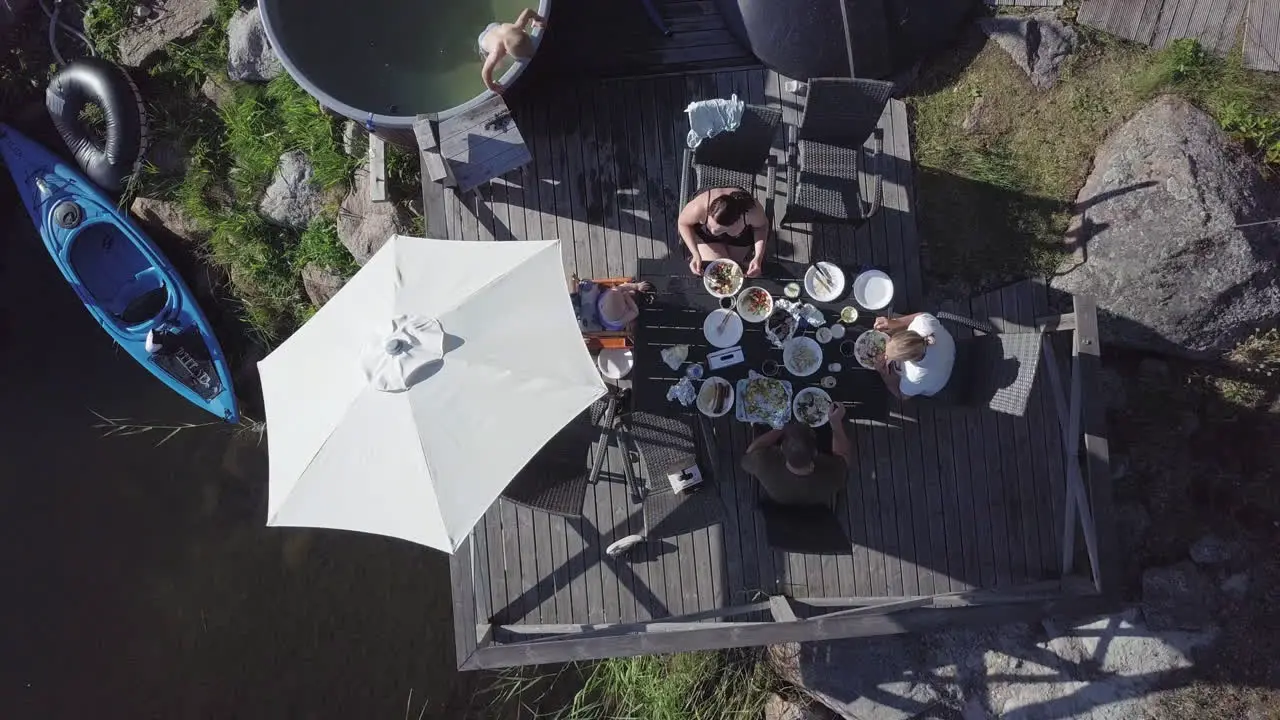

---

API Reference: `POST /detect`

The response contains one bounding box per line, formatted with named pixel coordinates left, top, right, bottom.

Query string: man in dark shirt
left=741, top=403, right=852, bottom=505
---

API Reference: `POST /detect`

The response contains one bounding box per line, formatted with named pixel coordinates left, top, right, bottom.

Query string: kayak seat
left=114, top=268, right=168, bottom=324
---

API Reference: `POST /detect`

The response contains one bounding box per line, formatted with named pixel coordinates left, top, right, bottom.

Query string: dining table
left=632, top=257, right=901, bottom=423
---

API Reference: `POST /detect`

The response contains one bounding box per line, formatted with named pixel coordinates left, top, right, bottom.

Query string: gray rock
left=977, top=12, right=1078, bottom=90
left=783, top=612, right=1217, bottom=720
left=961, top=95, right=987, bottom=132
left=117, top=0, right=216, bottom=67
left=764, top=693, right=831, bottom=720
left=143, top=139, right=188, bottom=178
left=259, top=150, right=324, bottom=229
left=1138, top=358, right=1170, bottom=382
left=1142, top=562, right=1220, bottom=630
left=1189, top=533, right=1237, bottom=565
left=301, top=263, right=346, bottom=307
left=1099, top=366, right=1127, bottom=412
left=769, top=638, right=940, bottom=720
left=338, top=168, right=411, bottom=264
left=1051, top=96, right=1280, bottom=360
left=1221, top=571, right=1250, bottom=599
left=200, top=74, right=235, bottom=110
left=1115, top=502, right=1150, bottom=553
left=226, top=5, right=282, bottom=82
left=131, top=196, right=207, bottom=245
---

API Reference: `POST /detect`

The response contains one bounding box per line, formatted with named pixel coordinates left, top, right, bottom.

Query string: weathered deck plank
left=1078, top=0, right=1270, bottom=69
left=436, top=67, right=1079, bottom=666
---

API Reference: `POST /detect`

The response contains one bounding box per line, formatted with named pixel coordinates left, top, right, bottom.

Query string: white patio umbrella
left=258, top=236, right=607, bottom=553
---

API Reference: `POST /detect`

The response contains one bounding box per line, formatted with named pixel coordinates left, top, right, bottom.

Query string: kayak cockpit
left=67, top=222, right=170, bottom=328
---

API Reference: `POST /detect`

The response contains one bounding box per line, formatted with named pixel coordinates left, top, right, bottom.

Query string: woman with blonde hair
left=872, top=312, right=955, bottom=399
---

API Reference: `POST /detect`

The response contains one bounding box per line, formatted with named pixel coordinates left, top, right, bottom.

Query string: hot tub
left=260, top=0, right=549, bottom=145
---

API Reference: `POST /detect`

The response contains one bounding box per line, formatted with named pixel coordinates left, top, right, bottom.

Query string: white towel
left=685, top=94, right=744, bottom=149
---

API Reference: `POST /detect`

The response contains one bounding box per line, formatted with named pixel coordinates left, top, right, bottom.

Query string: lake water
left=268, top=0, right=536, bottom=117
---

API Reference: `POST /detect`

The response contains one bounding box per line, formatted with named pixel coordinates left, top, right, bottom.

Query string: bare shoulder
left=678, top=189, right=711, bottom=222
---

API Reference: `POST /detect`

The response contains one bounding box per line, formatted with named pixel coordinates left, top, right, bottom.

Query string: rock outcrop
left=259, top=150, right=324, bottom=229
left=301, top=263, right=346, bottom=307
left=773, top=609, right=1217, bottom=719
left=117, top=0, right=216, bottom=67
left=1052, top=96, right=1280, bottom=359
left=226, top=5, right=282, bottom=82
left=337, top=169, right=410, bottom=264
left=978, top=12, right=1078, bottom=90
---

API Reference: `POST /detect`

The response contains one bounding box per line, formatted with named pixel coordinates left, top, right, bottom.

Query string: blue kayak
left=0, top=123, right=239, bottom=422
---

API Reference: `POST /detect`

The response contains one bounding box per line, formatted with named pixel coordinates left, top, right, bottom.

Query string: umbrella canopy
left=259, top=236, right=607, bottom=552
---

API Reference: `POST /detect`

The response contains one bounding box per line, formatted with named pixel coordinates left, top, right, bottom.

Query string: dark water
left=0, top=127, right=470, bottom=718
left=267, top=0, right=531, bottom=116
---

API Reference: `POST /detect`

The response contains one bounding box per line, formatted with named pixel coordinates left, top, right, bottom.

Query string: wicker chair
left=623, top=412, right=722, bottom=538
left=927, top=311, right=1044, bottom=418
left=501, top=398, right=608, bottom=516
left=782, top=78, right=895, bottom=227
left=680, top=103, right=782, bottom=205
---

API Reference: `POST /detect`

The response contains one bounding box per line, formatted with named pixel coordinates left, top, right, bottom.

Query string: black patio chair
left=679, top=103, right=781, bottom=206
left=501, top=398, right=608, bottom=516
left=782, top=77, right=895, bottom=227
left=623, top=411, right=722, bottom=538
left=926, top=311, right=1044, bottom=418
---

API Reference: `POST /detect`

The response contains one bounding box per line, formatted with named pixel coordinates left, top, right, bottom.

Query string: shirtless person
left=677, top=187, right=769, bottom=278
left=478, top=8, right=544, bottom=95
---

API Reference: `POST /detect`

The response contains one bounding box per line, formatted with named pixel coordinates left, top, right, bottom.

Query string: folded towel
left=685, top=94, right=744, bottom=149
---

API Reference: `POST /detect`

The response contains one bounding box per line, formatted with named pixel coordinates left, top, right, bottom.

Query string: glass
left=761, top=359, right=779, bottom=377
left=719, top=296, right=734, bottom=310
left=838, top=340, right=857, bottom=358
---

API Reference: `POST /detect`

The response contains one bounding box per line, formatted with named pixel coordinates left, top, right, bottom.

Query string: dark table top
left=633, top=258, right=898, bottom=422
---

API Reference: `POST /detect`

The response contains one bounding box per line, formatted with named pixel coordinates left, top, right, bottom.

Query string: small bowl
left=840, top=306, right=859, bottom=324
left=820, top=376, right=837, bottom=389
left=815, top=327, right=833, bottom=344
left=828, top=362, right=842, bottom=372
left=829, top=324, right=846, bottom=339
left=783, top=282, right=801, bottom=299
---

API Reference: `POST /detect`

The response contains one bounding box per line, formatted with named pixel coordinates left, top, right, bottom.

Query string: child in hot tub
left=478, top=8, right=545, bottom=95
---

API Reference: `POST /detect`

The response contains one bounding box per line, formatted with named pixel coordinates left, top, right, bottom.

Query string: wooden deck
left=423, top=63, right=1118, bottom=668
left=1078, top=0, right=1280, bottom=70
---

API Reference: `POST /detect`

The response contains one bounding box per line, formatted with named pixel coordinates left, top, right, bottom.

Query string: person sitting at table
left=873, top=312, right=956, bottom=399
left=741, top=404, right=852, bottom=506
left=597, top=281, right=653, bottom=331
left=676, top=187, right=769, bottom=278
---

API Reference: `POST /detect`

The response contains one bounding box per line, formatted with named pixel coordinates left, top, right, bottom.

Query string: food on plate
left=783, top=282, right=801, bottom=299
left=741, top=375, right=789, bottom=419
left=703, top=259, right=744, bottom=297
left=854, top=330, right=889, bottom=370
left=840, top=306, right=859, bottom=324
left=765, top=308, right=798, bottom=345
left=793, top=387, right=833, bottom=426
left=698, top=377, right=733, bottom=416
left=736, top=287, right=773, bottom=322
left=783, top=337, right=822, bottom=376
left=805, top=262, right=846, bottom=302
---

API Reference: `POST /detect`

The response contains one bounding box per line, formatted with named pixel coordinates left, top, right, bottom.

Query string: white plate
left=736, top=287, right=773, bottom=323
left=854, top=329, right=890, bottom=370
left=829, top=324, right=846, bottom=339
left=703, top=259, right=745, bottom=298
left=852, top=269, right=895, bottom=310
left=696, top=376, right=735, bottom=417
left=804, top=262, right=846, bottom=303
left=703, top=309, right=744, bottom=348
left=782, top=336, right=823, bottom=377
left=597, top=348, right=633, bottom=379
left=792, top=387, right=834, bottom=427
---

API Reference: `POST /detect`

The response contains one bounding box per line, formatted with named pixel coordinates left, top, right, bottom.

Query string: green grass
left=482, top=651, right=778, bottom=720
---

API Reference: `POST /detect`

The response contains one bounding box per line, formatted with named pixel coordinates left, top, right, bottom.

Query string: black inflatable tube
left=45, top=57, right=148, bottom=193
